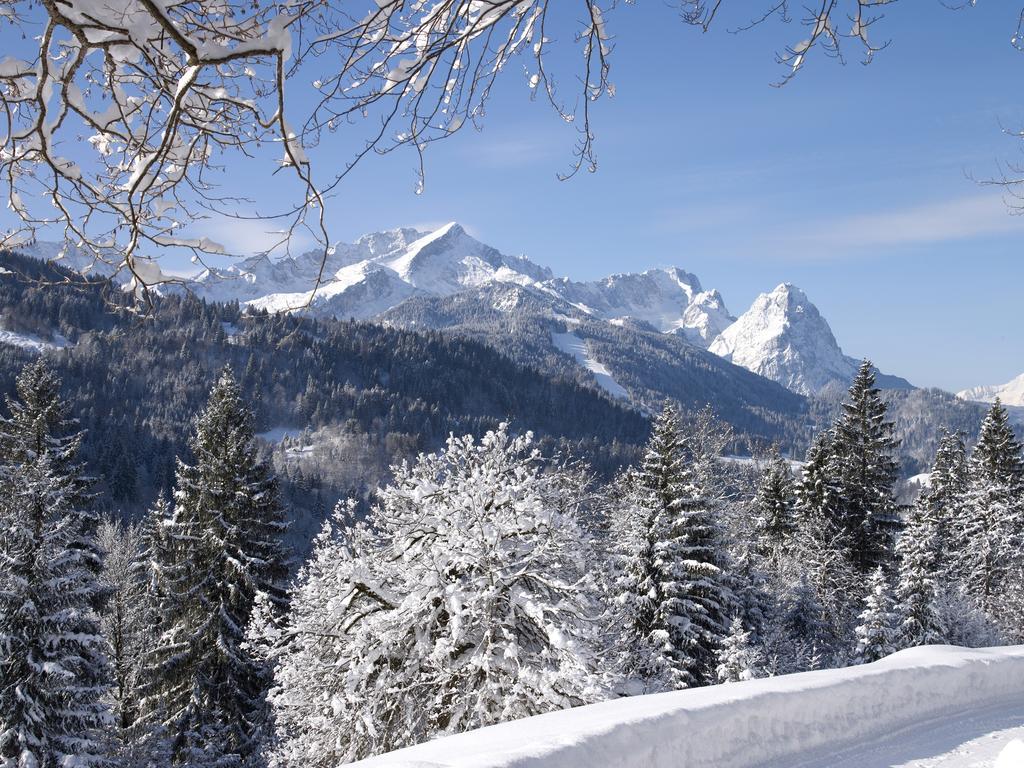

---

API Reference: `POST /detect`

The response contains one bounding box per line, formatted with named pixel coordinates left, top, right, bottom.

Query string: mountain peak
left=709, top=285, right=911, bottom=395
left=710, top=285, right=855, bottom=395
left=958, top=372, right=1024, bottom=407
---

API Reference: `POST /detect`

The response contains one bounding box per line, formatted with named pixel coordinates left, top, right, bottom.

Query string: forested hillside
left=0, top=251, right=649, bottom=534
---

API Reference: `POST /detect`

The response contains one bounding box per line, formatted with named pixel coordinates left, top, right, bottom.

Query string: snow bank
left=997, top=739, right=1024, bottom=768
left=351, top=645, right=1024, bottom=768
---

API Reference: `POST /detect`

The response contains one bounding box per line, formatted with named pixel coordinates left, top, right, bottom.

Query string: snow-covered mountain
left=708, top=284, right=911, bottom=396
left=957, top=373, right=1024, bottom=407
left=14, top=223, right=912, bottom=398
left=191, top=223, right=553, bottom=319
left=186, top=222, right=736, bottom=345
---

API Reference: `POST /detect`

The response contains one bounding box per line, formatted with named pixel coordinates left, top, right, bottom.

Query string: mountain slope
left=958, top=373, right=1024, bottom=407
left=381, top=281, right=809, bottom=451
left=0, top=249, right=651, bottom=546
left=25, top=224, right=913, bottom=400
left=709, top=284, right=912, bottom=396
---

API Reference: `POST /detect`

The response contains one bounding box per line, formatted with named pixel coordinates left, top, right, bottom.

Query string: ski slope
left=551, top=331, right=629, bottom=399
left=351, top=646, right=1024, bottom=768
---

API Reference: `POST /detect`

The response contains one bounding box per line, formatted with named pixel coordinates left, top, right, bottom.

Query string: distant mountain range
left=1, top=233, right=997, bottom=476
left=168, top=221, right=910, bottom=399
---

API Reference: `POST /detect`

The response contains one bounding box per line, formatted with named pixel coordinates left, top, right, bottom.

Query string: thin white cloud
left=792, top=193, right=1024, bottom=252
left=462, top=136, right=558, bottom=169
left=195, top=216, right=316, bottom=259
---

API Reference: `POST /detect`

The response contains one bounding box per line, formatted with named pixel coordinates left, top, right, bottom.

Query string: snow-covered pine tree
left=138, top=491, right=174, bottom=641
left=628, top=403, right=732, bottom=689
left=0, top=359, right=101, bottom=591
left=98, top=516, right=149, bottom=732
left=854, top=567, right=898, bottom=664
left=139, top=366, right=289, bottom=765
left=751, top=450, right=797, bottom=572
left=794, top=429, right=836, bottom=525
left=266, top=426, right=602, bottom=765
left=959, top=400, right=1024, bottom=617
left=604, top=468, right=680, bottom=694
left=925, top=430, right=969, bottom=576
left=828, top=361, right=902, bottom=573
left=894, top=499, right=945, bottom=649
left=0, top=361, right=113, bottom=767
left=716, top=617, right=762, bottom=683
left=607, top=404, right=694, bottom=691
left=660, top=405, right=733, bottom=688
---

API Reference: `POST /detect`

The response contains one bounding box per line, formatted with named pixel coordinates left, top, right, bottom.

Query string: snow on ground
left=351, top=645, right=1024, bottom=768
left=551, top=331, right=629, bottom=399
left=0, top=328, right=70, bottom=353
left=908, top=473, right=933, bottom=488
left=256, top=427, right=304, bottom=443
left=721, top=454, right=805, bottom=472
left=764, top=698, right=1024, bottom=768
left=997, top=740, right=1024, bottom=768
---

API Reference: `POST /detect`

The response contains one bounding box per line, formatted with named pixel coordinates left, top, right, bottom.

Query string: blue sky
left=224, top=1, right=1024, bottom=394
left=8, top=2, right=1024, bottom=392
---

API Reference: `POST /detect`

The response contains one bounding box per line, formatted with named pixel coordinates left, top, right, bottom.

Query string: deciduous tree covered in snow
left=264, top=425, right=603, bottom=765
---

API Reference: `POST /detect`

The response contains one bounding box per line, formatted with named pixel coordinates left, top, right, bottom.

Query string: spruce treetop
left=970, top=400, right=1024, bottom=487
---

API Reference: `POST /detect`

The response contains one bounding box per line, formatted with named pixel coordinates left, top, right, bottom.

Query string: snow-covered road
left=763, top=697, right=1024, bottom=768
left=352, top=646, right=1024, bottom=768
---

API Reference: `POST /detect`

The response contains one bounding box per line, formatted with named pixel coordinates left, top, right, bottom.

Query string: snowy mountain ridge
left=709, top=283, right=912, bottom=396
left=187, top=222, right=735, bottom=348
left=957, top=372, right=1024, bottom=407
left=14, top=223, right=910, bottom=396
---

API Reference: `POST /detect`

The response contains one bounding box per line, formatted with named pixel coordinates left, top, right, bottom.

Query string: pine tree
left=960, top=400, right=1024, bottom=616
left=828, top=361, right=902, bottom=573
left=922, top=430, right=969, bottom=579
left=794, top=429, right=836, bottom=525
left=0, top=359, right=100, bottom=589
left=894, top=500, right=945, bottom=649
left=139, top=366, right=289, bottom=765
left=854, top=567, right=898, bottom=664
left=610, top=404, right=693, bottom=690
left=605, top=469, right=679, bottom=694
left=97, top=516, right=148, bottom=732
left=0, top=361, right=113, bottom=767
left=716, top=617, right=762, bottom=683
left=751, top=450, right=797, bottom=571
left=618, top=403, right=732, bottom=689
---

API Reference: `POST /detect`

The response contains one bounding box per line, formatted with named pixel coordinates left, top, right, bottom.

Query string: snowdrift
left=351, top=645, right=1024, bottom=768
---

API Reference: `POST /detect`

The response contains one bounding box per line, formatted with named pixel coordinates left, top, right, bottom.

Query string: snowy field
left=352, top=646, right=1024, bottom=768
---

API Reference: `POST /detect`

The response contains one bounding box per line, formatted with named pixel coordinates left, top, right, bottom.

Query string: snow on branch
left=682, top=0, right=898, bottom=85
left=0, top=0, right=616, bottom=301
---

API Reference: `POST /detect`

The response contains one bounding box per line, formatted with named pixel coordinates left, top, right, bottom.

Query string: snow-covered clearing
left=352, top=645, right=1024, bottom=768
left=551, top=331, right=628, bottom=399
left=256, top=427, right=304, bottom=443
left=0, top=328, right=69, bottom=353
